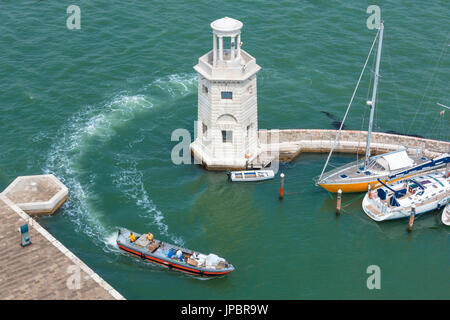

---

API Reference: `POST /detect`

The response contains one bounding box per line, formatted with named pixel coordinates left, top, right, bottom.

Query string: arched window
left=216, top=114, right=237, bottom=124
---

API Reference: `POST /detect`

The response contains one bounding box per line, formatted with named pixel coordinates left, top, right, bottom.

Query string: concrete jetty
left=258, top=129, right=450, bottom=163
left=0, top=174, right=124, bottom=300
left=2, top=174, right=69, bottom=215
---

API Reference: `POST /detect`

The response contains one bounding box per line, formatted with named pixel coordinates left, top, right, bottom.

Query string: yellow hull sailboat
left=316, top=155, right=441, bottom=193
left=315, top=22, right=449, bottom=193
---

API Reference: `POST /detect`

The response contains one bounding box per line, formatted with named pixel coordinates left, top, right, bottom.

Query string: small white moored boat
left=227, top=169, right=275, bottom=182
left=362, top=171, right=450, bottom=222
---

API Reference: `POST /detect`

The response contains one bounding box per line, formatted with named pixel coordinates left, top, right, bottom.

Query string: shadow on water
left=383, top=130, right=424, bottom=139
left=321, top=110, right=346, bottom=130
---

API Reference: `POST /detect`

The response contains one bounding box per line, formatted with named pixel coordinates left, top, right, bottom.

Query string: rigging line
left=366, top=54, right=375, bottom=101
left=318, top=28, right=380, bottom=181
left=407, top=33, right=449, bottom=135
left=415, top=88, right=449, bottom=140
left=375, top=83, right=380, bottom=131
left=326, top=190, right=334, bottom=200
left=284, top=183, right=316, bottom=195
left=432, top=105, right=448, bottom=139
left=437, top=102, right=450, bottom=110
left=341, top=192, right=366, bottom=208
left=439, top=118, right=448, bottom=141
left=443, top=104, right=450, bottom=141
left=415, top=56, right=450, bottom=138
left=358, top=52, right=376, bottom=162
left=358, top=95, right=369, bottom=162
left=415, top=91, right=450, bottom=139
left=410, top=40, right=449, bottom=137
left=428, top=115, right=442, bottom=140
left=385, top=42, right=407, bottom=135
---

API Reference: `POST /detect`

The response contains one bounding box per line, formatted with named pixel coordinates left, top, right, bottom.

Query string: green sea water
left=0, top=1, right=449, bottom=299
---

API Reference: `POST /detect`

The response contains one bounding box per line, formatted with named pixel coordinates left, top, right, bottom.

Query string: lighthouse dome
left=211, top=17, right=243, bottom=36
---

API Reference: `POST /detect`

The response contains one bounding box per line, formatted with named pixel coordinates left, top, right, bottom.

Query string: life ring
left=408, top=186, right=415, bottom=194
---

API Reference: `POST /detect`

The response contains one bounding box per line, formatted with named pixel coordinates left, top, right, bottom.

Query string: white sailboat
left=362, top=170, right=450, bottom=221
left=315, top=22, right=449, bottom=193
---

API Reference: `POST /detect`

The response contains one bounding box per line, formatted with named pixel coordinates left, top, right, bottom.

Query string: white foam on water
left=111, top=157, right=184, bottom=246
left=150, top=73, right=197, bottom=97
left=104, top=231, right=120, bottom=252
left=43, top=94, right=150, bottom=250
left=44, top=73, right=195, bottom=250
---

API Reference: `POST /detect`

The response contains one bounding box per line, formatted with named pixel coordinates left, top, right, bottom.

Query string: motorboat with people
left=227, top=169, right=275, bottom=182
left=116, top=228, right=235, bottom=277
left=362, top=171, right=450, bottom=221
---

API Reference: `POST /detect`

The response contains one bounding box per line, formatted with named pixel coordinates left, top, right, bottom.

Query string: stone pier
left=258, top=129, right=450, bottom=163
left=0, top=174, right=124, bottom=300
left=2, top=175, right=69, bottom=215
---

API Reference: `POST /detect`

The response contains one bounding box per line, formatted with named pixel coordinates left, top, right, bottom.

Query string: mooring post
left=408, top=205, right=416, bottom=232
left=279, top=173, right=285, bottom=200
left=336, top=189, right=342, bottom=215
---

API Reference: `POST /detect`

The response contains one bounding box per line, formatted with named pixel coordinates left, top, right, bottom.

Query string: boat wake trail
left=43, top=73, right=195, bottom=251
left=111, top=158, right=184, bottom=246
left=149, top=73, right=197, bottom=98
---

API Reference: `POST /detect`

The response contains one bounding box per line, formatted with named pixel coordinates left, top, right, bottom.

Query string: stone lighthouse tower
left=190, top=17, right=262, bottom=170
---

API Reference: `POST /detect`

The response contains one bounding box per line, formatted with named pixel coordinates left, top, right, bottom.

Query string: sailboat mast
left=364, top=21, right=384, bottom=170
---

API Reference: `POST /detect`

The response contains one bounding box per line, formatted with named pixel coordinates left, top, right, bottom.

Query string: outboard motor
left=226, top=171, right=231, bottom=180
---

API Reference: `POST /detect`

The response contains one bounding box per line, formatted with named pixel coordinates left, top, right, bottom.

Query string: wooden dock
left=0, top=175, right=124, bottom=300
